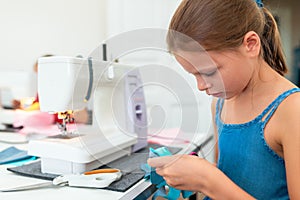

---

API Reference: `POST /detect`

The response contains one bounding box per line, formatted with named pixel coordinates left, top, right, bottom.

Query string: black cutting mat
left=7, top=143, right=181, bottom=192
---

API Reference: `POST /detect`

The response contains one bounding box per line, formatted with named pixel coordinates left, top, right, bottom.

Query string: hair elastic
left=255, top=0, right=264, bottom=8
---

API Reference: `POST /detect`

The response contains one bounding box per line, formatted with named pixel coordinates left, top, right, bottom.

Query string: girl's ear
left=242, top=31, right=261, bottom=57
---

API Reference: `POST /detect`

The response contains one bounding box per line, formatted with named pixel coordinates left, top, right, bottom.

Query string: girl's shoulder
left=274, top=89, right=300, bottom=135
left=276, top=89, right=300, bottom=113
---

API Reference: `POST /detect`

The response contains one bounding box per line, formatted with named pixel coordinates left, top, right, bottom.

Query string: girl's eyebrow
left=194, top=65, right=218, bottom=73
left=188, top=67, right=217, bottom=76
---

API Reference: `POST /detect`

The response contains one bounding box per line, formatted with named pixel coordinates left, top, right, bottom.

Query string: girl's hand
left=147, top=154, right=215, bottom=192
left=148, top=155, right=256, bottom=199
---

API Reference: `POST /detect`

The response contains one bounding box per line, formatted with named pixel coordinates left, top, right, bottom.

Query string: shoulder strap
left=215, top=98, right=225, bottom=127
left=262, top=88, right=300, bottom=126
left=216, top=98, right=224, bottom=116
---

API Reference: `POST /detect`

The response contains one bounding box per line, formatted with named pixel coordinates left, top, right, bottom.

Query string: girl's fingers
left=147, top=155, right=181, bottom=168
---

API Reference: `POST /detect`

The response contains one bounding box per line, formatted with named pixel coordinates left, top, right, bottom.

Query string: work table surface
left=0, top=131, right=212, bottom=200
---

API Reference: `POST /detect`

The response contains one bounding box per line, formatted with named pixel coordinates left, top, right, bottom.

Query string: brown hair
left=167, top=0, right=287, bottom=75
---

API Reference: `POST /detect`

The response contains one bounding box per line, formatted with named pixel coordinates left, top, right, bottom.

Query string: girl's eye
left=202, top=70, right=216, bottom=76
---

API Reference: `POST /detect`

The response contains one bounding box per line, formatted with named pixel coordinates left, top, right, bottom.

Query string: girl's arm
left=202, top=161, right=255, bottom=200
left=279, top=93, right=300, bottom=199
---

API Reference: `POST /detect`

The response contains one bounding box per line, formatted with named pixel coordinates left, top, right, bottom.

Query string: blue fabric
left=142, top=147, right=193, bottom=200
left=0, top=146, right=35, bottom=165
left=8, top=156, right=37, bottom=166
left=205, top=88, right=299, bottom=199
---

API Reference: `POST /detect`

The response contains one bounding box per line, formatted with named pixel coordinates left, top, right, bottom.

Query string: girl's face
left=175, top=48, right=255, bottom=99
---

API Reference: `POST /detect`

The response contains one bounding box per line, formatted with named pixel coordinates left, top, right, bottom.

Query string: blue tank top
left=205, top=88, right=300, bottom=200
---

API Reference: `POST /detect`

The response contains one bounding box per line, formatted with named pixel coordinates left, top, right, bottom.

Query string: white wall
left=0, top=0, right=106, bottom=71
left=0, top=0, right=182, bottom=72
left=106, top=0, right=181, bottom=37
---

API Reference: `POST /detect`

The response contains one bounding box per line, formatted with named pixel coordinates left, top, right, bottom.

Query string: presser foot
left=57, top=111, right=75, bottom=135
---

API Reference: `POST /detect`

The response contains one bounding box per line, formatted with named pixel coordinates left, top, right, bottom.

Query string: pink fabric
left=13, top=110, right=54, bottom=128
left=147, top=128, right=190, bottom=146
left=12, top=110, right=80, bottom=137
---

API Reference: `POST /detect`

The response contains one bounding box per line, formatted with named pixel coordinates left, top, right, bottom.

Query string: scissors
left=1, top=168, right=122, bottom=192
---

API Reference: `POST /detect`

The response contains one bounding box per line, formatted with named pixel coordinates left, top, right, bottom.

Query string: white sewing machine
left=28, top=56, right=148, bottom=175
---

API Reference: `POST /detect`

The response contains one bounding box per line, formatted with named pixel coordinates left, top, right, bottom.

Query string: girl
left=148, top=0, right=300, bottom=199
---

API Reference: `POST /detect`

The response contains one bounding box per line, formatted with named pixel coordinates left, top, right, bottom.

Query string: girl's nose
left=197, top=77, right=212, bottom=91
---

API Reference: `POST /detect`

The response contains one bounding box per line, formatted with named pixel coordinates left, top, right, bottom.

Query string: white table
left=0, top=131, right=213, bottom=200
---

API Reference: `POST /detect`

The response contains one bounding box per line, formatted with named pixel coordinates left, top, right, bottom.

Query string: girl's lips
left=209, top=92, right=224, bottom=97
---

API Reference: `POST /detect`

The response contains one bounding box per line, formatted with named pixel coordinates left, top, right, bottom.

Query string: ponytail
left=261, top=8, right=288, bottom=75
